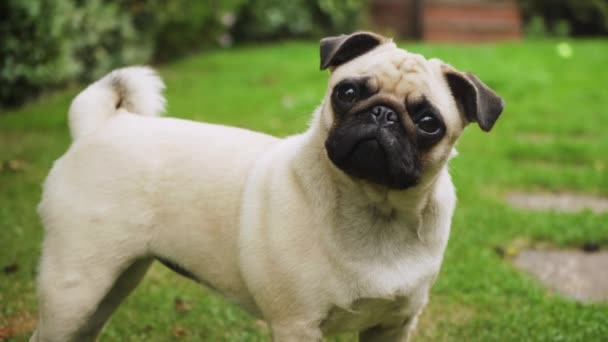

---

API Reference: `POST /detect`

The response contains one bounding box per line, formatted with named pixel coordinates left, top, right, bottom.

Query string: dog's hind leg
left=77, top=258, right=153, bottom=339
left=30, top=232, right=152, bottom=342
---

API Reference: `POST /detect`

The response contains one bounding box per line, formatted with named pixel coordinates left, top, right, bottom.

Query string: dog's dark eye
left=335, top=82, right=359, bottom=103
left=416, top=115, right=441, bottom=135
left=409, top=101, right=445, bottom=147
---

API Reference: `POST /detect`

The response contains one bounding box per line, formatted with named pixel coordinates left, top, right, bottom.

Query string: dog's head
left=319, top=32, right=504, bottom=190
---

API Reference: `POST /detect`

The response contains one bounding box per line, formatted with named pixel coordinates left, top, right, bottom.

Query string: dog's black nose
left=371, top=106, right=398, bottom=125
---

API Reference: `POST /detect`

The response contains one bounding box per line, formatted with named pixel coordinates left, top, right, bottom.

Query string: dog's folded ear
left=443, top=66, right=505, bottom=132
left=320, top=32, right=386, bottom=71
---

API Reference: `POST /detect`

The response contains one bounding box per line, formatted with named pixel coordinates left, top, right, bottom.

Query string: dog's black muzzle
left=326, top=105, right=421, bottom=189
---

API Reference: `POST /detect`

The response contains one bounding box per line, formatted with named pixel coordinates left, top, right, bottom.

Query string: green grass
left=1, top=39, right=607, bottom=341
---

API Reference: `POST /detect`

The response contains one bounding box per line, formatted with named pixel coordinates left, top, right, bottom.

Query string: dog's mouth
left=326, top=125, right=420, bottom=189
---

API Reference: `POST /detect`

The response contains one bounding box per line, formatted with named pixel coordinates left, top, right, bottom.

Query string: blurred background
left=1, top=0, right=607, bottom=108
left=1, top=1, right=608, bottom=341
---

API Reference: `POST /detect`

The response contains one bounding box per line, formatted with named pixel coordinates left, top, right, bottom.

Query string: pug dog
left=31, top=32, right=504, bottom=341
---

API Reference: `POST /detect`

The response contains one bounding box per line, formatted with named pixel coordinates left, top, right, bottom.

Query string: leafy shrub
left=232, top=0, right=367, bottom=41
left=0, top=0, right=147, bottom=108
left=519, top=0, right=608, bottom=36
left=525, top=16, right=571, bottom=39
left=0, top=0, right=366, bottom=108
left=0, top=0, right=226, bottom=108
left=126, top=0, right=233, bottom=62
left=0, top=1, right=74, bottom=107
left=315, top=0, right=367, bottom=36
left=71, top=0, right=150, bottom=81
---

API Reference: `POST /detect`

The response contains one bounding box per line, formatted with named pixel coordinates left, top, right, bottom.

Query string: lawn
left=1, top=39, right=607, bottom=341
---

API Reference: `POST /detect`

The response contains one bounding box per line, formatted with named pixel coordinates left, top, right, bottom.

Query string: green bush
left=0, top=0, right=148, bottom=108
left=0, top=0, right=365, bottom=108
left=0, top=0, right=224, bottom=108
left=127, top=0, right=236, bottom=62
left=519, top=0, right=608, bottom=36
left=71, top=0, right=150, bottom=81
left=232, top=0, right=367, bottom=41
left=1, top=1, right=74, bottom=107
left=315, top=0, right=368, bottom=36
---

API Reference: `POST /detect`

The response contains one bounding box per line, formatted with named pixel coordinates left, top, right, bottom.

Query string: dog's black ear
left=320, top=32, right=386, bottom=70
left=443, top=67, right=505, bottom=132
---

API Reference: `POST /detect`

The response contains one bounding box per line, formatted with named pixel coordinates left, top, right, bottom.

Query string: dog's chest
left=317, top=238, right=441, bottom=335
left=320, top=296, right=410, bottom=335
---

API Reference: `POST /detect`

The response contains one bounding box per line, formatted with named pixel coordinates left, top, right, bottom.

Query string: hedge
left=520, top=0, right=608, bottom=37
left=1, top=0, right=366, bottom=109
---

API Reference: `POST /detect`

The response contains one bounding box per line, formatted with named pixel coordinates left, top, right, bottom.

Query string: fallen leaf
left=3, top=262, right=19, bottom=274
left=0, top=326, right=13, bottom=340
left=0, top=312, right=36, bottom=339
left=7, top=159, right=27, bottom=172
left=494, top=246, right=505, bottom=258
left=582, top=242, right=600, bottom=253
left=172, top=325, right=189, bottom=338
left=174, top=297, right=192, bottom=313
left=3, top=159, right=28, bottom=172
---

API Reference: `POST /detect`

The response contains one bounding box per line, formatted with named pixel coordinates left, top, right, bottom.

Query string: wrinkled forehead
left=329, top=43, right=448, bottom=103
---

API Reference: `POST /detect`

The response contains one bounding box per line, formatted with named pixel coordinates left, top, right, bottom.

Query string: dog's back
left=33, top=67, right=277, bottom=341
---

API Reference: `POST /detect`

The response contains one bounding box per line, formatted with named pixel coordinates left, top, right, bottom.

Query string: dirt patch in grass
left=515, top=249, right=608, bottom=303
left=507, top=192, right=608, bottom=213
left=0, top=311, right=36, bottom=340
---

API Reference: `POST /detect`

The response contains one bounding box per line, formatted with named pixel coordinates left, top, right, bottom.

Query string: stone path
left=515, top=249, right=608, bottom=303
left=507, top=192, right=608, bottom=214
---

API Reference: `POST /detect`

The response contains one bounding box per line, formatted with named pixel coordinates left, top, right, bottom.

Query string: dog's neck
left=290, top=122, right=448, bottom=261
left=289, top=110, right=448, bottom=253
left=300, top=106, right=442, bottom=218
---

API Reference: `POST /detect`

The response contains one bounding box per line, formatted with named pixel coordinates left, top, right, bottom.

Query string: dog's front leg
left=269, top=319, right=323, bottom=342
left=358, top=315, right=419, bottom=342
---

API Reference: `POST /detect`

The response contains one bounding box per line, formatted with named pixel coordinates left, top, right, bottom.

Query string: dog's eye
left=414, top=112, right=442, bottom=135
left=408, top=101, right=445, bottom=147
left=335, top=82, right=359, bottom=103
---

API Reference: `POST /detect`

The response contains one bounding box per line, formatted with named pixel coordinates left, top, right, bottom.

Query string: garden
left=1, top=0, right=607, bottom=341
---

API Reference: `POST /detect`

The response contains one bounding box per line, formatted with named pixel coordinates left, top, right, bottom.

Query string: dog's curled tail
left=68, top=66, right=166, bottom=140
